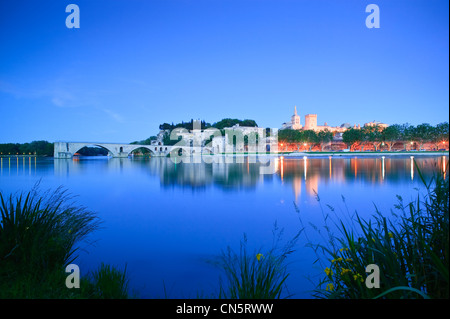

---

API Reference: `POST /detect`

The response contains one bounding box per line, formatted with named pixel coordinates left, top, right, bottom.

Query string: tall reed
left=88, top=263, right=130, bottom=299
left=217, top=226, right=301, bottom=299
left=309, top=160, right=449, bottom=299
left=0, top=185, right=101, bottom=297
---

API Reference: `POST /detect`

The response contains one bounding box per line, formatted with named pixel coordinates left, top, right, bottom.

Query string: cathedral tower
left=291, top=106, right=302, bottom=130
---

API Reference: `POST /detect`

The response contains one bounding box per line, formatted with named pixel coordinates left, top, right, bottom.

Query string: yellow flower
left=326, top=283, right=334, bottom=291
left=340, top=268, right=352, bottom=276
left=353, top=273, right=364, bottom=283
left=345, top=258, right=353, bottom=262
left=388, top=232, right=394, bottom=238
left=256, top=253, right=264, bottom=261
left=331, top=257, right=343, bottom=263
left=324, top=267, right=333, bottom=276
left=339, top=248, right=348, bottom=252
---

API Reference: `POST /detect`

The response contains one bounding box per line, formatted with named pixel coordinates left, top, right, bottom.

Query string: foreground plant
left=89, top=263, right=130, bottom=299
left=217, top=227, right=300, bottom=299
left=0, top=186, right=100, bottom=277
left=0, top=186, right=130, bottom=298
left=309, top=161, right=449, bottom=299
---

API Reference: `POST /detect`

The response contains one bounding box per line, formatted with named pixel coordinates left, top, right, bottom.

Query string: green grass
left=0, top=185, right=131, bottom=299
left=83, top=263, right=131, bottom=299
left=216, top=227, right=301, bottom=299
left=308, top=161, right=449, bottom=299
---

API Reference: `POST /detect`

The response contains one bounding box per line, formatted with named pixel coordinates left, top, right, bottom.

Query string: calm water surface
left=0, top=155, right=447, bottom=298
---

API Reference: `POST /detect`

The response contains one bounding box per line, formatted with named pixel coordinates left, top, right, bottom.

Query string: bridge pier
left=55, top=152, right=74, bottom=159
left=114, top=152, right=130, bottom=158
left=54, top=142, right=74, bottom=159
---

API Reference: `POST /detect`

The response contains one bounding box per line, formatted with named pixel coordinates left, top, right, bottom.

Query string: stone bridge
left=54, top=141, right=208, bottom=159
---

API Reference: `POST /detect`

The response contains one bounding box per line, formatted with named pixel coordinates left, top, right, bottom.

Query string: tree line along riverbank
left=0, top=141, right=106, bottom=157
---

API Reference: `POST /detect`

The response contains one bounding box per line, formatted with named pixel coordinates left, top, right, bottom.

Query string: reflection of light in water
left=0, top=156, right=45, bottom=176
left=293, top=176, right=301, bottom=202
left=329, top=156, right=332, bottom=179
left=274, top=158, right=279, bottom=178
left=382, top=156, right=385, bottom=180
left=443, top=156, right=447, bottom=179
left=354, top=157, right=357, bottom=178
left=303, top=156, right=307, bottom=180
left=410, top=156, right=414, bottom=180
left=280, top=157, right=284, bottom=181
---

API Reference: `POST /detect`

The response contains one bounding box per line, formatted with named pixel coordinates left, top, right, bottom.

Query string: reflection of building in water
left=151, top=156, right=263, bottom=189
left=49, top=155, right=448, bottom=192
left=290, top=174, right=319, bottom=201
left=274, top=155, right=450, bottom=201
left=443, top=156, right=447, bottom=180
left=292, top=175, right=301, bottom=201
left=277, top=158, right=321, bottom=201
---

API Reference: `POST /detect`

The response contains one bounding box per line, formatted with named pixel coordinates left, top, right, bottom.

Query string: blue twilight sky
left=0, top=0, right=448, bottom=143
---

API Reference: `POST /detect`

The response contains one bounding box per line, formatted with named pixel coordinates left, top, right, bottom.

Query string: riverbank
left=0, top=155, right=47, bottom=158
left=281, top=150, right=449, bottom=157
left=206, top=151, right=449, bottom=158
left=3, top=151, right=447, bottom=159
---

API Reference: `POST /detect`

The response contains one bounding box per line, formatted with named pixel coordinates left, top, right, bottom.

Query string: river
left=0, top=154, right=447, bottom=298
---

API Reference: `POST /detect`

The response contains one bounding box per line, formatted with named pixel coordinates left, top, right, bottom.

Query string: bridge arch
left=128, top=145, right=157, bottom=156
left=72, top=144, right=115, bottom=157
